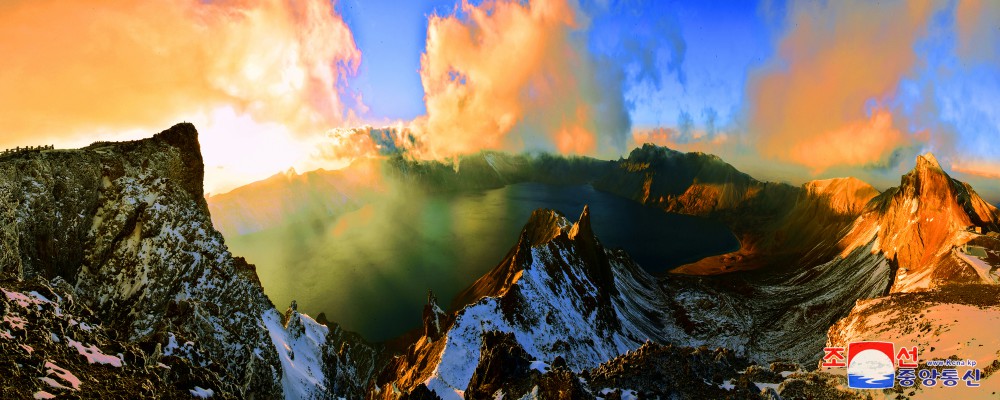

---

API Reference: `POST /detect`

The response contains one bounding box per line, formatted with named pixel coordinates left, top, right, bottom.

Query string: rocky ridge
left=839, top=153, right=1000, bottom=292
left=0, top=123, right=376, bottom=399
left=5, top=123, right=998, bottom=399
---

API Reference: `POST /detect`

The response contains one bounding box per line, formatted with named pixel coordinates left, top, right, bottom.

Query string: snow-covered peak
left=378, top=206, right=688, bottom=398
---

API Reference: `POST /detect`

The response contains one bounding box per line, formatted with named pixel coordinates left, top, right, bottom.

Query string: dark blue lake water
left=226, top=183, right=738, bottom=341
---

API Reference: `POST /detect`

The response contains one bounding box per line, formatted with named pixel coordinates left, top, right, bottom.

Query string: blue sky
left=337, top=0, right=458, bottom=120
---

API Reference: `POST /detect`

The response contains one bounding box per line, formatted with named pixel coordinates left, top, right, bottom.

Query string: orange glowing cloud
left=0, top=0, right=361, bottom=140
left=631, top=127, right=729, bottom=152
left=956, top=0, right=1000, bottom=62
left=786, top=109, right=912, bottom=172
left=952, top=160, right=1000, bottom=180
left=409, top=0, right=613, bottom=158
left=747, top=0, right=939, bottom=171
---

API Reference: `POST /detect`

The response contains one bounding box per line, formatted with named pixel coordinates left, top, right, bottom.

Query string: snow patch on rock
left=263, top=309, right=329, bottom=400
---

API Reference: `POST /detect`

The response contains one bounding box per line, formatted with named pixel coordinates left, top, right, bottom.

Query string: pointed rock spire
left=916, top=152, right=941, bottom=170
left=522, top=209, right=569, bottom=245
left=422, top=290, right=447, bottom=341
left=568, top=205, right=593, bottom=240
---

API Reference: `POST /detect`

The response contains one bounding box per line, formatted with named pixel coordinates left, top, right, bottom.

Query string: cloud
left=952, top=161, right=1000, bottom=180
left=955, top=0, right=1000, bottom=63
left=0, top=0, right=361, bottom=140
left=702, top=107, right=718, bottom=136
left=406, top=0, right=631, bottom=158
left=606, top=1, right=687, bottom=89
left=632, top=126, right=728, bottom=150
left=746, top=0, right=941, bottom=172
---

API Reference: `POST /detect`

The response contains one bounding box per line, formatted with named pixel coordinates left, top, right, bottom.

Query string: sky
left=1, top=0, right=998, bottom=201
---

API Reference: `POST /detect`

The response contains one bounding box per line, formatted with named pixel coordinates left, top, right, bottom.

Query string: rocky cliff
left=14, top=127, right=995, bottom=399
left=0, top=123, right=376, bottom=399
left=839, top=153, right=1000, bottom=292
left=373, top=206, right=687, bottom=398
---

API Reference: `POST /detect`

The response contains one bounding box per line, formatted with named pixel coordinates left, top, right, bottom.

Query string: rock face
left=421, top=291, right=448, bottom=342
left=839, top=153, right=1000, bottom=292
left=374, top=207, right=688, bottom=398
left=0, top=278, right=232, bottom=399
left=370, top=152, right=1000, bottom=399
left=0, top=123, right=376, bottom=399
left=597, top=145, right=881, bottom=276
left=369, top=203, right=892, bottom=398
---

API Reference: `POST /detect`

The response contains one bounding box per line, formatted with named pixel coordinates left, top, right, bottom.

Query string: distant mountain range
left=2, top=123, right=998, bottom=398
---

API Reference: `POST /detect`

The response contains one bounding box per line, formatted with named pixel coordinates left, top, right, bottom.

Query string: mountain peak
left=152, top=123, right=207, bottom=211
left=838, top=151, right=1000, bottom=292
left=900, top=152, right=952, bottom=197
left=915, top=152, right=942, bottom=171
left=522, top=209, right=571, bottom=245
left=568, top=205, right=593, bottom=240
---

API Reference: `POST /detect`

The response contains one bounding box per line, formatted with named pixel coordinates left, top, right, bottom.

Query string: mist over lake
left=226, top=182, right=738, bottom=341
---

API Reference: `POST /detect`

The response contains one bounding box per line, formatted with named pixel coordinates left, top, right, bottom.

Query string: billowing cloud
left=407, top=0, right=630, bottom=158
left=0, top=0, right=361, bottom=140
left=746, top=0, right=940, bottom=172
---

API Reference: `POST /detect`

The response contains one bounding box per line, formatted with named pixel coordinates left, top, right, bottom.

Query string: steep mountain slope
left=838, top=153, right=1000, bottom=292
left=0, top=278, right=232, bottom=398
left=594, top=145, right=794, bottom=218
left=826, top=284, right=1000, bottom=398
left=591, top=145, right=884, bottom=277
left=674, top=177, right=880, bottom=275
left=373, top=206, right=689, bottom=398
left=0, top=124, right=376, bottom=399
left=370, top=204, right=896, bottom=397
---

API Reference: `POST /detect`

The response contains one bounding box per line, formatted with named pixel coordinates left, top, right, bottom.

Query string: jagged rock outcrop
left=374, top=207, right=688, bottom=399
left=1, top=123, right=281, bottom=396
left=462, top=331, right=535, bottom=398
left=839, top=153, right=1000, bottom=292
left=0, top=123, right=377, bottom=399
left=371, top=199, right=909, bottom=398
left=421, top=291, right=448, bottom=342
left=0, top=278, right=234, bottom=398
